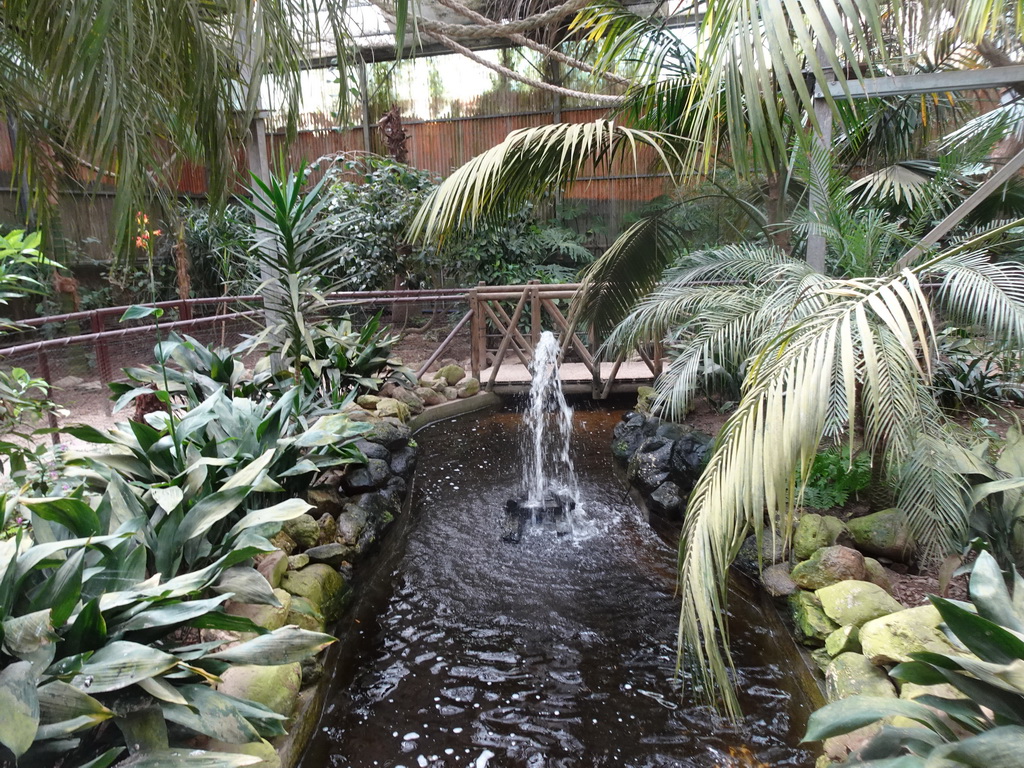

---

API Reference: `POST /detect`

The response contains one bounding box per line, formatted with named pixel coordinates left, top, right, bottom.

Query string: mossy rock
left=826, top=652, right=896, bottom=701
left=217, top=663, right=302, bottom=718
left=847, top=508, right=913, bottom=562
left=280, top=563, right=348, bottom=622
left=375, top=398, right=411, bottom=422
left=791, top=545, right=866, bottom=589
left=282, top=514, right=320, bottom=550
left=863, top=557, right=894, bottom=593
left=859, top=604, right=963, bottom=665
left=789, top=589, right=839, bottom=646
left=794, top=513, right=847, bottom=560
left=825, top=625, right=861, bottom=657
left=355, top=394, right=381, bottom=409
left=391, top=386, right=425, bottom=415
left=435, top=364, right=466, bottom=385
left=636, top=386, right=657, bottom=414
left=457, top=377, right=480, bottom=398
left=256, top=551, right=288, bottom=589
left=285, top=595, right=326, bottom=633
left=816, top=580, right=903, bottom=627
left=225, top=588, right=292, bottom=632
left=208, top=738, right=281, bottom=768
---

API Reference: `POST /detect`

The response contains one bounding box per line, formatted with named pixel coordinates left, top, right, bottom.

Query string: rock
left=435, top=364, right=466, bottom=386
left=611, top=420, right=647, bottom=463
left=791, top=545, right=866, bottom=589
left=734, top=534, right=788, bottom=577
left=336, top=505, right=369, bottom=546
left=345, top=408, right=375, bottom=423
left=366, top=420, right=411, bottom=450
left=627, top=438, right=674, bottom=492
left=391, top=386, right=425, bottom=415
left=825, top=625, right=861, bottom=657
left=301, top=655, right=325, bottom=686
left=794, top=514, right=847, bottom=560
left=863, top=557, right=894, bottom=593
left=304, top=543, right=354, bottom=569
left=416, top=386, right=446, bottom=406
left=217, top=663, right=302, bottom=717
left=375, top=398, right=411, bottom=422
left=377, top=381, right=398, bottom=399
left=342, top=458, right=392, bottom=493
left=789, top=590, right=839, bottom=646
left=305, top=486, right=346, bottom=518
left=385, top=474, right=407, bottom=499
left=761, top=564, right=798, bottom=597
left=208, top=739, right=281, bottom=768
left=225, top=588, right=292, bottom=632
left=860, top=605, right=964, bottom=665
left=655, top=422, right=691, bottom=441
left=442, top=386, right=459, bottom=401
left=810, top=648, right=833, bottom=673
left=636, top=386, right=657, bottom=414
left=826, top=653, right=896, bottom=701
left=316, top=513, right=337, bottom=546
left=52, top=375, right=84, bottom=389
left=847, top=508, right=913, bottom=562
left=390, top=446, right=418, bottom=478
left=287, top=554, right=309, bottom=570
left=457, top=377, right=480, bottom=398
left=352, top=439, right=391, bottom=461
left=269, top=530, right=297, bottom=555
left=668, top=433, right=712, bottom=489
left=286, top=595, right=326, bottom=633
left=256, top=551, right=288, bottom=589
left=649, top=481, right=684, bottom=518
left=282, top=515, right=320, bottom=550
left=280, top=564, right=348, bottom=622
left=816, top=580, right=904, bottom=627
left=355, top=394, right=381, bottom=409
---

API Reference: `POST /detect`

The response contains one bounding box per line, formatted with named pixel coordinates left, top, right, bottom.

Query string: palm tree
left=408, top=0, right=1024, bottom=714
left=0, top=1, right=344, bottom=261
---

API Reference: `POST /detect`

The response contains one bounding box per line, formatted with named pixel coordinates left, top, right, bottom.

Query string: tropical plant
left=799, top=446, right=872, bottom=510
left=180, top=202, right=259, bottom=299
left=320, top=155, right=441, bottom=291
left=803, top=550, right=1024, bottom=766
left=0, top=0, right=348, bottom=262
left=932, top=328, right=1024, bottom=410
left=0, top=229, right=52, bottom=328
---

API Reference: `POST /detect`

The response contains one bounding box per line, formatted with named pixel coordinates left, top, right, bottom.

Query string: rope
left=432, top=0, right=632, bottom=86
left=406, top=0, right=594, bottom=39
left=367, top=0, right=626, bottom=105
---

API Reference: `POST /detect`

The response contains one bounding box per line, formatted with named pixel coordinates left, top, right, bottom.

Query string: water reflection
left=300, top=403, right=814, bottom=768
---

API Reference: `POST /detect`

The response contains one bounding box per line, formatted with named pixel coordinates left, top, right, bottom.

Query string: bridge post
left=470, top=282, right=484, bottom=380
left=529, top=279, right=541, bottom=348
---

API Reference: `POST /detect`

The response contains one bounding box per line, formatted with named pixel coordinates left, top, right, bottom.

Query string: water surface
left=301, top=403, right=814, bottom=768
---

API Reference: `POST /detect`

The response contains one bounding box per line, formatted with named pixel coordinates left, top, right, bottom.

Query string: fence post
left=589, top=322, right=601, bottom=399
left=36, top=349, right=60, bottom=445
left=179, top=299, right=192, bottom=322
left=91, top=311, right=113, bottom=384
left=470, top=283, right=484, bottom=380
left=529, top=279, right=541, bottom=348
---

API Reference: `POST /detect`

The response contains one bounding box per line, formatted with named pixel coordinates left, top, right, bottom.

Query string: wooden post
left=530, top=279, right=541, bottom=348
left=358, top=58, right=373, bottom=154
left=91, top=310, right=113, bottom=384
left=589, top=322, right=601, bottom=399
left=37, top=349, right=60, bottom=445
left=486, top=290, right=530, bottom=392
left=471, top=282, right=486, bottom=379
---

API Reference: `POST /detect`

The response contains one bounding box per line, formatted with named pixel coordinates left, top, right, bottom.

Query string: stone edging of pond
left=611, top=406, right=962, bottom=767
left=197, top=366, right=500, bottom=768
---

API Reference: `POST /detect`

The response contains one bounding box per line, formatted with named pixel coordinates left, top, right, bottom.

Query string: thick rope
left=407, top=0, right=593, bottom=39
left=368, top=0, right=626, bottom=104
left=432, top=0, right=632, bottom=86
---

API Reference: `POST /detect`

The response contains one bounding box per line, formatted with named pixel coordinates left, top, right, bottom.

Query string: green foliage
left=803, top=551, right=1024, bottom=766
left=799, top=446, right=872, bottom=510
left=179, top=202, right=258, bottom=298
left=446, top=202, right=594, bottom=286
left=320, top=155, right=440, bottom=291
left=964, top=427, right=1024, bottom=575
left=933, top=328, right=1024, bottom=409
left=0, top=368, right=68, bottom=481
left=0, top=230, right=52, bottom=328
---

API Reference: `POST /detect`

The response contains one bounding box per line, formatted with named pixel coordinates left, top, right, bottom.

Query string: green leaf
left=120, top=305, right=164, bottom=322
left=226, top=499, right=312, bottom=539
left=78, top=747, right=125, bottom=768
left=930, top=725, right=1024, bottom=766
left=61, top=598, right=108, bottom=658
left=187, top=611, right=268, bottom=636
left=219, top=449, right=276, bottom=491
left=176, top=487, right=251, bottom=545
left=61, top=425, right=117, bottom=444
left=114, top=595, right=232, bottom=634
left=161, top=684, right=262, bottom=743
left=207, top=626, right=335, bottom=665
left=0, top=661, right=40, bottom=757
left=37, top=680, right=113, bottom=726
left=113, top=748, right=260, bottom=768
left=930, top=597, right=1024, bottom=665
left=211, top=568, right=280, bottom=606
left=965, top=551, right=1024, bottom=633
left=29, top=548, right=84, bottom=628
left=70, top=641, right=178, bottom=693
left=803, top=696, right=953, bottom=742
left=3, top=609, right=56, bottom=659
left=23, top=496, right=103, bottom=538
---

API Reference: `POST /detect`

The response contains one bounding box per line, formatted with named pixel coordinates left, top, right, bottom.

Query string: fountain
left=504, top=331, right=582, bottom=540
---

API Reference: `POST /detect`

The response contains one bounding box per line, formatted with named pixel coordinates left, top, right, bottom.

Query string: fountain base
left=503, top=492, right=576, bottom=541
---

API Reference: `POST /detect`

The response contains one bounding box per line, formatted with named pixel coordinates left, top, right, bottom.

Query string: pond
left=299, top=400, right=815, bottom=768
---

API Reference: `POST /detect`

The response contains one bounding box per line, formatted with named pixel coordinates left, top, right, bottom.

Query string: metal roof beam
left=822, top=65, right=1024, bottom=99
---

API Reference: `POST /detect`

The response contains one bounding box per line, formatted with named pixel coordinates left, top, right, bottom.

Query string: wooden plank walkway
left=480, top=360, right=655, bottom=394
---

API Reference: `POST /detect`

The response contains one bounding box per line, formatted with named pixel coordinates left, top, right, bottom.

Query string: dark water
left=301, top=403, right=815, bottom=768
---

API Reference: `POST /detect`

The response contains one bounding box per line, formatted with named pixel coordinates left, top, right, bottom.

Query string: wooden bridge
left=419, top=281, right=660, bottom=398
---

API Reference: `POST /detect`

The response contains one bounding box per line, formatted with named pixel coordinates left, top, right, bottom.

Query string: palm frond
left=571, top=208, right=687, bottom=334
left=408, top=119, right=689, bottom=243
